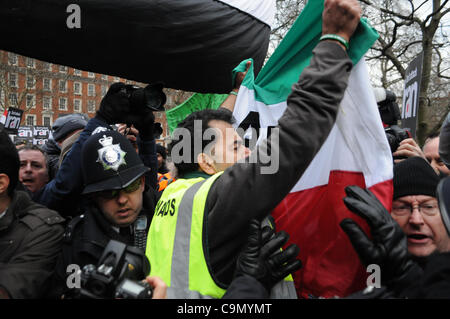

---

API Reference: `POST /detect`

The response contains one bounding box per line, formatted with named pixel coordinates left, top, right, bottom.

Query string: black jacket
left=51, top=190, right=156, bottom=298
left=345, top=253, right=450, bottom=299
left=0, top=191, right=64, bottom=298
left=222, top=275, right=269, bottom=299
left=203, top=41, right=353, bottom=286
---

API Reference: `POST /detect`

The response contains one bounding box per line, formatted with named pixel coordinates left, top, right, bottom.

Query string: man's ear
left=197, top=153, right=216, bottom=175
left=0, top=174, right=10, bottom=195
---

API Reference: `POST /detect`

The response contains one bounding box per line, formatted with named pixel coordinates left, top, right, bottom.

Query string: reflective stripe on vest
left=146, top=172, right=297, bottom=299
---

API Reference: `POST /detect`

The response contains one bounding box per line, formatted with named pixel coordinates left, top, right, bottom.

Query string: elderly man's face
left=391, top=194, right=450, bottom=257
left=19, top=149, right=49, bottom=193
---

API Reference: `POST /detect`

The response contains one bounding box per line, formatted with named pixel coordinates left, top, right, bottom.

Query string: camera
left=385, top=125, right=411, bottom=154
left=374, top=88, right=411, bottom=153
left=122, top=82, right=166, bottom=112
left=77, top=240, right=153, bottom=299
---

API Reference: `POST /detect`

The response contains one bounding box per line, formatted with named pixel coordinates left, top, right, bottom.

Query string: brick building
left=0, top=50, right=172, bottom=145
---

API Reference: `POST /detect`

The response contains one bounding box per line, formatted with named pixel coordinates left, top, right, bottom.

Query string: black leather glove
left=133, top=110, right=156, bottom=141
left=340, top=185, right=422, bottom=290
left=96, top=82, right=133, bottom=125
left=235, top=219, right=302, bottom=292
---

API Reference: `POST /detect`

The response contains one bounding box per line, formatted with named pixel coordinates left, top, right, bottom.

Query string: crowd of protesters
left=1, top=0, right=450, bottom=299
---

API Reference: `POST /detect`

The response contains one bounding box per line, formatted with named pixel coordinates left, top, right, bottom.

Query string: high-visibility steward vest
left=146, top=172, right=297, bottom=299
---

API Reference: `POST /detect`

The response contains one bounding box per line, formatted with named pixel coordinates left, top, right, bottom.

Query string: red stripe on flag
left=272, top=170, right=393, bottom=298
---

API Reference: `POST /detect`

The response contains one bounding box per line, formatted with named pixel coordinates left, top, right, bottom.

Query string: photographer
left=373, top=87, right=422, bottom=164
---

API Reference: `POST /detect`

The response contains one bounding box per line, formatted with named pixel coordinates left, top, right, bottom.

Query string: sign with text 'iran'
left=401, top=52, right=423, bottom=138
left=0, top=107, right=24, bottom=134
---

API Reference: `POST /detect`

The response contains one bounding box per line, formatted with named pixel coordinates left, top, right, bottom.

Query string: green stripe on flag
left=166, top=93, right=228, bottom=133
left=251, top=0, right=379, bottom=105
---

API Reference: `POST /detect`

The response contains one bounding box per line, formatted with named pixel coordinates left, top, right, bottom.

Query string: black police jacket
left=50, top=190, right=155, bottom=298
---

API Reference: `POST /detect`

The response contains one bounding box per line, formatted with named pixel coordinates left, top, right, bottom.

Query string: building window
left=43, top=78, right=52, bottom=91
left=74, top=99, right=82, bottom=112
left=8, top=53, right=18, bottom=66
left=114, top=77, right=120, bottom=82
left=59, top=80, right=67, bottom=93
left=101, top=85, right=107, bottom=97
left=43, top=96, right=52, bottom=110
left=88, top=72, right=95, bottom=78
left=26, top=115, right=36, bottom=126
left=43, top=62, right=52, bottom=71
left=101, top=74, right=108, bottom=81
left=26, top=58, right=35, bottom=68
left=9, top=73, right=18, bottom=88
left=59, top=97, right=67, bottom=111
left=74, top=82, right=82, bottom=95
left=26, top=94, right=35, bottom=109
left=87, top=100, right=96, bottom=113
left=8, top=93, right=18, bottom=107
left=43, top=115, right=52, bottom=127
left=59, top=65, right=68, bottom=73
left=88, top=84, right=95, bottom=97
left=74, top=69, right=82, bottom=76
left=26, top=75, right=35, bottom=89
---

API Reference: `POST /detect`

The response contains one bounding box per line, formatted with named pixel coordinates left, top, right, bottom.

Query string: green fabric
left=249, top=1, right=378, bottom=105
left=182, top=171, right=212, bottom=180
left=166, top=93, right=228, bottom=133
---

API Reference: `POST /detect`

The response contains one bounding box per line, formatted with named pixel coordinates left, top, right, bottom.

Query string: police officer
left=52, top=130, right=158, bottom=298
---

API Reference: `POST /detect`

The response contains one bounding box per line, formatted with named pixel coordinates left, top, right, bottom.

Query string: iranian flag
left=232, top=1, right=393, bottom=298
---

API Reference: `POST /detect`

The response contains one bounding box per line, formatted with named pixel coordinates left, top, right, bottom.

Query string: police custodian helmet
left=81, top=129, right=149, bottom=195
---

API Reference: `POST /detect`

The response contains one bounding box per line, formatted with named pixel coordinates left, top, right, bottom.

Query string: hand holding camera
left=97, top=82, right=166, bottom=139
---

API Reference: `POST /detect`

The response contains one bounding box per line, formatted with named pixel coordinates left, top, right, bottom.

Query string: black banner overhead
left=0, top=0, right=272, bottom=93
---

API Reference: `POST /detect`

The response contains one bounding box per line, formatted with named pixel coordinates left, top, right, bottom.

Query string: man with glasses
left=391, top=157, right=450, bottom=259
left=340, top=157, right=449, bottom=298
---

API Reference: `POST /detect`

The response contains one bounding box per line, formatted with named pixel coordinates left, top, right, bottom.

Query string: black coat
left=51, top=189, right=156, bottom=298
left=0, top=191, right=64, bottom=298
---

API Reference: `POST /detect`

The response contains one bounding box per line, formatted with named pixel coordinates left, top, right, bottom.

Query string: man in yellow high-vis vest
left=146, top=0, right=362, bottom=299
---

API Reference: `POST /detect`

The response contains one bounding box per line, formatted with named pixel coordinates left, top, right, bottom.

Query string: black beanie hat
left=393, top=157, right=440, bottom=200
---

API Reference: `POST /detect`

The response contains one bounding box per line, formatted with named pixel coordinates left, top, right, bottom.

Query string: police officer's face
left=94, top=176, right=145, bottom=227
left=19, top=149, right=49, bottom=193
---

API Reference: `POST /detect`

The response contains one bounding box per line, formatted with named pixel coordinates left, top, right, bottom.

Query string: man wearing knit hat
left=391, top=156, right=450, bottom=258
left=340, top=157, right=450, bottom=298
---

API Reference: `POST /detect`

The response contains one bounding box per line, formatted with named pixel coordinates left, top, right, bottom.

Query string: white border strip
left=218, top=0, right=275, bottom=29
